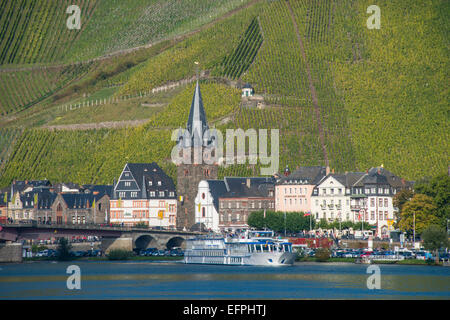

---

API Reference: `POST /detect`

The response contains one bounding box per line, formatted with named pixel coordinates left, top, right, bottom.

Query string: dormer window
left=159, top=191, right=164, bottom=197
left=158, top=181, right=162, bottom=186
left=149, top=181, right=153, bottom=186
left=150, top=191, right=155, bottom=197
left=125, top=182, right=131, bottom=187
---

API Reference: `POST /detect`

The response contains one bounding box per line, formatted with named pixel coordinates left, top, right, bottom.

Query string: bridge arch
left=166, top=236, right=186, bottom=250
left=134, top=234, right=157, bottom=250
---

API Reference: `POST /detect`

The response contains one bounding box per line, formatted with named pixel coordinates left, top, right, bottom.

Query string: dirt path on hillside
left=0, top=0, right=261, bottom=73
left=42, top=119, right=151, bottom=131
left=286, top=1, right=329, bottom=167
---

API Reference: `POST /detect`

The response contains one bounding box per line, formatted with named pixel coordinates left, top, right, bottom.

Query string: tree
left=393, top=189, right=414, bottom=215
left=56, top=237, right=72, bottom=261
left=247, top=211, right=313, bottom=233
left=421, top=225, right=449, bottom=264
left=247, top=210, right=265, bottom=229
left=317, top=218, right=329, bottom=229
left=398, top=194, right=439, bottom=235
left=414, top=174, right=450, bottom=228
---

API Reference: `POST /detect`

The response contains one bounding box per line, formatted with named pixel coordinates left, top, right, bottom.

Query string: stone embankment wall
left=0, top=242, right=23, bottom=263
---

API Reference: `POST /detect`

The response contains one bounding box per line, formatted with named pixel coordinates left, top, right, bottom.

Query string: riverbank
left=295, top=257, right=444, bottom=266
left=23, top=255, right=184, bottom=262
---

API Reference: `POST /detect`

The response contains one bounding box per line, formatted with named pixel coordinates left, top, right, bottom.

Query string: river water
left=0, top=261, right=449, bottom=299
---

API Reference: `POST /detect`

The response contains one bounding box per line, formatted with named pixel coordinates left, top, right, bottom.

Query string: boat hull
left=184, top=252, right=296, bottom=266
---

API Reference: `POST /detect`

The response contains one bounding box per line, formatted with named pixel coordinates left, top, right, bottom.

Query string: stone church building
left=175, top=82, right=218, bottom=231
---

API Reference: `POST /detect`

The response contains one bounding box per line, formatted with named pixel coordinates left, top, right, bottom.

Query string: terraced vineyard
left=0, top=63, right=92, bottom=115
left=290, top=0, right=448, bottom=179
left=119, top=3, right=259, bottom=96
left=0, top=0, right=447, bottom=188
left=0, top=83, right=241, bottom=186
left=0, top=0, right=98, bottom=65
left=242, top=0, right=312, bottom=103
left=214, top=17, right=263, bottom=79
left=0, top=127, right=23, bottom=171
left=0, top=0, right=250, bottom=65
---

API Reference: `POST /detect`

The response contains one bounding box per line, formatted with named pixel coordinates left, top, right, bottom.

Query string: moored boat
left=184, top=230, right=296, bottom=266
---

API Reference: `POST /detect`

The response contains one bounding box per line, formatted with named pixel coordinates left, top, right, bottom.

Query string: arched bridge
left=0, top=223, right=203, bottom=253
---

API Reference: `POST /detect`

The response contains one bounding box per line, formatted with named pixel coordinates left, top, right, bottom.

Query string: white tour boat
left=184, top=230, right=296, bottom=266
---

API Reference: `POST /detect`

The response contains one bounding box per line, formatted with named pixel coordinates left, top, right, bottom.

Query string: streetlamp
left=413, top=211, right=416, bottom=249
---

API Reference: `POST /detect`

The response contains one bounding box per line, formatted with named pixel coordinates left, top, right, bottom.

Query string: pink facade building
left=275, top=166, right=328, bottom=213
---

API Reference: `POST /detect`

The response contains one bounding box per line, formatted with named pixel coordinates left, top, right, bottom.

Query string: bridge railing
left=0, top=220, right=204, bottom=234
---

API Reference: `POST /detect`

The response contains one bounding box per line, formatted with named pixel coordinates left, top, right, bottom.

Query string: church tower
left=176, top=81, right=218, bottom=230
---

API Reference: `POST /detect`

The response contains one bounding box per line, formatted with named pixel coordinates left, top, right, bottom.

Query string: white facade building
left=311, top=174, right=355, bottom=224
left=194, top=180, right=225, bottom=233
left=110, top=163, right=177, bottom=228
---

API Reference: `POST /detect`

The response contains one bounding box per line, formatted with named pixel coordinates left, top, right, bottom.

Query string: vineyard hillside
left=0, top=0, right=448, bottom=188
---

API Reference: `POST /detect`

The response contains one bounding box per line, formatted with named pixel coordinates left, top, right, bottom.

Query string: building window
left=131, top=192, right=137, bottom=198
left=371, top=211, right=375, bottom=220
left=159, top=191, right=164, bottom=197
left=125, top=182, right=131, bottom=187
left=119, top=192, right=125, bottom=198
left=384, top=199, right=388, bottom=207
left=150, top=191, right=155, bottom=197
left=371, top=199, right=375, bottom=207
left=202, top=193, right=205, bottom=200
left=158, top=181, right=162, bottom=186
left=202, top=207, right=206, bottom=218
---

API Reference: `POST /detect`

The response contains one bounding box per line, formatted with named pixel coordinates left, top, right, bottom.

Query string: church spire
left=186, top=81, right=209, bottom=147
